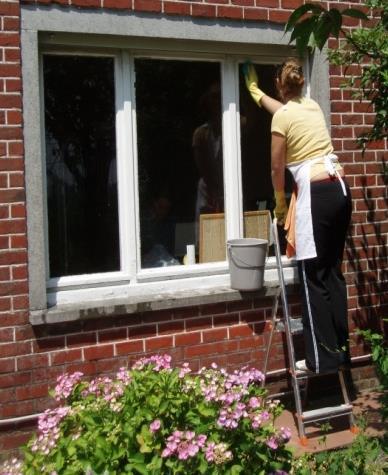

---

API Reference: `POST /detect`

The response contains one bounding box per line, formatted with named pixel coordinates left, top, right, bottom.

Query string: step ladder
left=262, top=218, right=357, bottom=445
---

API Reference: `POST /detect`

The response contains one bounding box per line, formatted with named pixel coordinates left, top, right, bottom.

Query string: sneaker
left=295, top=359, right=313, bottom=373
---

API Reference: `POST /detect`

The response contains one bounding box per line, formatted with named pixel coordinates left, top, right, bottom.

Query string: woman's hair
left=276, top=58, right=304, bottom=97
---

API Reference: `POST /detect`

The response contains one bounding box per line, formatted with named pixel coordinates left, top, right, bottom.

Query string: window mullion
left=221, top=59, right=243, bottom=241
left=116, top=51, right=137, bottom=277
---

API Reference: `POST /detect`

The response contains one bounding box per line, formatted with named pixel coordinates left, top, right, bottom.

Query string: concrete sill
left=29, top=282, right=299, bottom=326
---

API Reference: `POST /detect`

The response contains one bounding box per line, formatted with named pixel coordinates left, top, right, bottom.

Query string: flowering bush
left=1, top=355, right=292, bottom=474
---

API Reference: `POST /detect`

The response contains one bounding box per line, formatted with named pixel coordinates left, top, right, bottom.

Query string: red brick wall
left=0, top=0, right=385, bottom=456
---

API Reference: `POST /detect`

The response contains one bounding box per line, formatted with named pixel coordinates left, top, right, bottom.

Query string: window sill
left=30, top=277, right=299, bottom=326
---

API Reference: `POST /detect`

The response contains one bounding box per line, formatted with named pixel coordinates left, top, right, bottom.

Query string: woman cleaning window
left=245, top=58, right=352, bottom=374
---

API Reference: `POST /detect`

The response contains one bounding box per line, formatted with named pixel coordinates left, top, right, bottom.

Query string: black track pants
left=297, top=179, right=352, bottom=373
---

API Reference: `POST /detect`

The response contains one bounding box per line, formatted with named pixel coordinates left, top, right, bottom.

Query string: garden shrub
left=0, top=355, right=293, bottom=474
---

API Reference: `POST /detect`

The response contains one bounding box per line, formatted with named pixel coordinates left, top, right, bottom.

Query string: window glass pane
left=135, top=59, right=224, bottom=268
left=239, top=64, right=292, bottom=254
left=43, top=55, right=119, bottom=277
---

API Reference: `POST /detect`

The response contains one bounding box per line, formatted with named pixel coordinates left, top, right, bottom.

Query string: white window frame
left=23, top=7, right=332, bottom=314
left=40, top=45, right=299, bottom=306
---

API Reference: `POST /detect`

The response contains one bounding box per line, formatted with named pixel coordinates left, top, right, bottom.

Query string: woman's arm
left=271, top=132, right=288, bottom=225
left=244, top=64, right=283, bottom=115
left=260, top=94, right=283, bottom=116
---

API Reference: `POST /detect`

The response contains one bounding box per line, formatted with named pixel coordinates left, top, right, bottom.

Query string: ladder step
left=301, top=403, right=353, bottom=423
left=276, top=317, right=303, bottom=334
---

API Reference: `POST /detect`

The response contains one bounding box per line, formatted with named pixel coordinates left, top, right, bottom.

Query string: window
left=43, top=55, right=119, bottom=277
left=40, top=50, right=296, bottom=303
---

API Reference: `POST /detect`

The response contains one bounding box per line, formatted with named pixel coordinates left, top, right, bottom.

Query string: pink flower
left=266, top=436, right=279, bottom=450
left=279, top=426, right=292, bottom=441
left=248, top=396, right=261, bottom=408
left=150, top=419, right=161, bottom=433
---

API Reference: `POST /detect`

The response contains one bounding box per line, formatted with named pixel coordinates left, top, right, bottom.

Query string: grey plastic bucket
left=227, top=238, right=268, bottom=291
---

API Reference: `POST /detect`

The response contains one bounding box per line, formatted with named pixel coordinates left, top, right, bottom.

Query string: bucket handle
left=227, top=242, right=269, bottom=268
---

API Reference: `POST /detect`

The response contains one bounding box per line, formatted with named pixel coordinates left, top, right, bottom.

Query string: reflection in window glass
left=135, top=59, right=225, bottom=268
left=239, top=64, right=292, bottom=254
left=43, top=55, right=119, bottom=277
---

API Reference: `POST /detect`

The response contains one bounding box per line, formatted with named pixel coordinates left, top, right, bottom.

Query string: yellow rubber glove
left=244, top=63, right=265, bottom=107
left=274, top=190, right=288, bottom=225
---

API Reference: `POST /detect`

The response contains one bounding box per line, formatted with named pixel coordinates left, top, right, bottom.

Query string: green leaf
left=327, top=8, right=343, bottom=38
left=314, top=12, right=334, bottom=50
left=285, top=3, right=324, bottom=33
left=342, top=8, right=369, bottom=21
left=230, top=465, right=244, bottom=475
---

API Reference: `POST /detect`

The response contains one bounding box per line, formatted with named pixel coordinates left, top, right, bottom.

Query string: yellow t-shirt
left=271, top=97, right=333, bottom=164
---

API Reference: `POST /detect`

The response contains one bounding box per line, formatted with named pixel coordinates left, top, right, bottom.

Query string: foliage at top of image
left=285, top=0, right=388, bottom=149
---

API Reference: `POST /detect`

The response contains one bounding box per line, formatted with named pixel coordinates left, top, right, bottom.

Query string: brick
left=164, top=1, right=191, bottom=15
left=0, top=371, right=30, bottom=389
left=229, top=324, right=254, bottom=338
left=342, top=114, right=364, bottom=125
left=185, top=317, right=212, bottom=331
left=268, top=10, right=289, bottom=23
left=51, top=349, right=82, bottom=365
left=1, top=400, right=34, bottom=418
left=202, top=327, right=228, bottom=343
left=0, top=431, right=31, bottom=451
left=67, top=332, right=97, bottom=347
left=158, top=320, right=184, bottom=334
left=0, top=341, right=31, bottom=358
left=98, top=327, right=127, bottom=342
left=174, top=331, right=201, bottom=346
left=6, top=110, right=22, bottom=125
left=0, top=158, right=23, bottom=171
left=244, top=8, right=267, bottom=20
left=3, top=17, right=20, bottom=31
left=104, top=0, right=131, bottom=8
left=0, top=34, right=19, bottom=47
left=0, top=4, right=20, bottom=16
left=5, top=78, right=21, bottom=92
left=11, top=203, right=26, bottom=218
left=0, top=296, right=11, bottom=311
left=213, top=312, right=239, bottom=326
left=33, top=336, right=65, bottom=352
left=239, top=334, right=265, bottom=350
left=72, top=0, right=101, bottom=7
left=142, top=309, right=172, bottom=323
left=0, top=357, right=14, bottom=373
left=14, top=324, right=34, bottom=341
left=232, top=0, right=254, bottom=5
left=83, top=344, right=114, bottom=360
left=9, top=173, right=24, bottom=188
left=11, top=235, right=27, bottom=249
left=0, top=219, right=25, bottom=234
left=0, top=173, right=7, bottom=188
left=12, top=293, right=29, bottom=310
left=16, top=383, right=48, bottom=401
left=115, top=339, right=143, bottom=356
left=145, top=335, right=173, bottom=351
left=0, top=266, right=10, bottom=281
left=0, top=387, right=14, bottom=404
left=173, top=306, right=199, bottom=319
left=217, top=6, right=244, bottom=20
left=256, top=0, right=279, bottom=6
left=128, top=324, right=157, bottom=338
left=0, top=280, right=28, bottom=297
left=4, top=48, right=21, bottom=62
left=0, top=311, right=28, bottom=327
left=134, top=0, right=162, bottom=13
left=201, top=302, right=227, bottom=316
left=0, top=327, right=13, bottom=343
left=0, top=126, right=23, bottom=140
left=0, top=189, right=24, bottom=203
left=191, top=3, right=216, bottom=18
left=281, top=0, right=303, bottom=7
